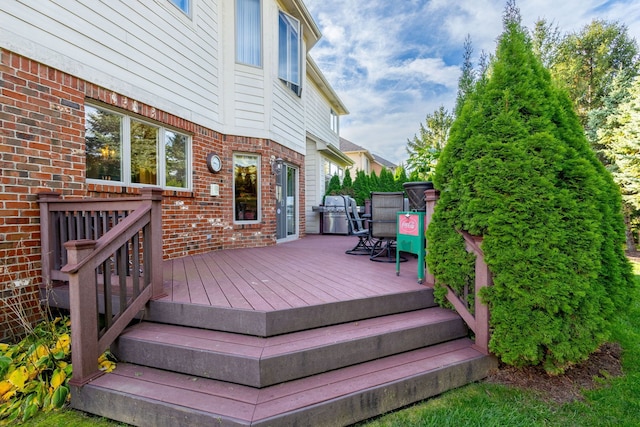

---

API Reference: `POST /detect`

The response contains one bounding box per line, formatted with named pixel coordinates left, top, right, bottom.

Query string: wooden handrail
left=38, top=187, right=164, bottom=385
left=425, top=188, right=492, bottom=354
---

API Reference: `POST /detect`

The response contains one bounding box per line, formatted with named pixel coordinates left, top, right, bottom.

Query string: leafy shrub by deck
left=426, top=14, right=634, bottom=373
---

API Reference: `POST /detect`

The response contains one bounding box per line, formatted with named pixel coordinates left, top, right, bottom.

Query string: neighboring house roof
left=339, top=137, right=396, bottom=169
left=339, top=137, right=369, bottom=155
left=372, top=154, right=397, bottom=169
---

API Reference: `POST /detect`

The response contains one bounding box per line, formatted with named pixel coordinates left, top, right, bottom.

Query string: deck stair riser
left=146, top=288, right=436, bottom=336
left=72, top=339, right=496, bottom=427
left=113, top=307, right=468, bottom=387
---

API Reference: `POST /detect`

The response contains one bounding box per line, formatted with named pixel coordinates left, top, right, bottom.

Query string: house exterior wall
left=0, top=50, right=307, bottom=341
left=1, top=0, right=221, bottom=131
left=0, top=0, right=340, bottom=341
left=345, top=152, right=372, bottom=174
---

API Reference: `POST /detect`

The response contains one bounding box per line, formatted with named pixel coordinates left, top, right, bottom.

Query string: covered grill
left=321, top=195, right=350, bottom=235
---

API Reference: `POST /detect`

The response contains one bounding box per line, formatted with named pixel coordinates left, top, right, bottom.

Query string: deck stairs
left=68, top=287, right=497, bottom=426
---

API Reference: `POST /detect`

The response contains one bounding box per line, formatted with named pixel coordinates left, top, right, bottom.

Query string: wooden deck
left=159, top=234, right=429, bottom=310
left=67, top=235, right=500, bottom=426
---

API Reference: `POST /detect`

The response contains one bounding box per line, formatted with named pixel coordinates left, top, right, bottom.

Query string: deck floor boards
left=158, top=235, right=426, bottom=310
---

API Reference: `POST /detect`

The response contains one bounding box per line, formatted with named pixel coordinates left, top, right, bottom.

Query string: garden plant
left=427, top=3, right=635, bottom=374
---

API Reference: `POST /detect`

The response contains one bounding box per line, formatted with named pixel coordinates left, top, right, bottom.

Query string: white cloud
left=305, top=0, right=640, bottom=165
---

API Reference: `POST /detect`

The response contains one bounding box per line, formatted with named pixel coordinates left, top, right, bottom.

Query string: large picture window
left=236, top=0, right=262, bottom=66
left=234, top=154, right=260, bottom=222
left=85, top=104, right=191, bottom=190
left=278, top=11, right=301, bottom=96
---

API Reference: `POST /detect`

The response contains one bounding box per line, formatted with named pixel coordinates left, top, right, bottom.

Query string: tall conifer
left=427, top=2, right=633, bottom=373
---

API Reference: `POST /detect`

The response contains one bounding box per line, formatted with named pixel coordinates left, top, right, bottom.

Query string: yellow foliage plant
left=0, top=316, right=116, bottom=424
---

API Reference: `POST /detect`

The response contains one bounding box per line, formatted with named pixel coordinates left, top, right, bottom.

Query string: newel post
left=424, top=188, right=440, bottom=285
left=473, top=235, right=491, bottom=355
left=37, top=192, right=61, bottom=286
left=63, top=239, right=101, bottom=386
left=140, top=187, right=165, bottom=299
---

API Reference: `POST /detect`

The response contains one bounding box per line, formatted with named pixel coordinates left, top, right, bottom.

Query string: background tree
left=455, top=35, right=475, bottom=116
left=352, top=170, right=370, bottom=204
left=427, top=2, right=634, bottom=373
left=596, top=74, right=640, bottom=249
left=405, top=106, right=453, bottom=181
left=530, top=18, right=561, bottom=69
left=325, top=174, right=341, bottom=196
left=550, top=20, right=639, bottom=128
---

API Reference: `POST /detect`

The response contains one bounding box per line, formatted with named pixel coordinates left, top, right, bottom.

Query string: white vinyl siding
left=234, top=68, right=266, bottom=128
left=305, top=138, right=321, bottom=234
left=1, top=0, right=220, bottom=129
left=304, top=79, right=340, bottom=148
left=272, top=79, right=305, bottom=153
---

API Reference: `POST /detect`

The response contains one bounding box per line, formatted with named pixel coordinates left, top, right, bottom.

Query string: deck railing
left=38, top=187, right=164, bottom=385
left=425, top=189, right=491, bottom=354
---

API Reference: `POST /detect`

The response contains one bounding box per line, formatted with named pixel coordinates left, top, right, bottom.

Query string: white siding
left=271, top=80, right=306, bottom=153
left=234, top=67, right=266, bottom=128
left=1, top=0, right=220, bottom=128
left=2, top=0, right=341, bottom=159
left=305, top=139, right=321, bottom=234
left=304, top=79, right=340, bottom=148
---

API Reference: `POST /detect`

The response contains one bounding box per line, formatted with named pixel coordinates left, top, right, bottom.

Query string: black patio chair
left=369, top=192, right=407, bottom=263
left=345, top=197, right=376, bottom=255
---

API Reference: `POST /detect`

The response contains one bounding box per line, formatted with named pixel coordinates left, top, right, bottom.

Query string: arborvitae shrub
left=427, top=14, right=634, bottom=373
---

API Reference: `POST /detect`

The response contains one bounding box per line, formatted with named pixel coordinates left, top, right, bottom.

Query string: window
left=85, top=104, right=191, bottom=190
left=330, top=109, right=339, bottom=133
left=323, top=159, right=344, bottom=190
left=234, top=154, right=260, bottom=222
left=169, top=0, right=190, bottom=16
left=278, top=11, right=301, bottom=96
left=236, top=0, right=261, bottom=66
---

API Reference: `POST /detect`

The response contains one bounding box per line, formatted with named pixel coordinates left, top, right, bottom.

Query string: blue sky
left=304, top=0, right=640, bottom=166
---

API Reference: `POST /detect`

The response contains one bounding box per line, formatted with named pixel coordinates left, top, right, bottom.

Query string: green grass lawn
left=15, top=263, right=640, bottom=427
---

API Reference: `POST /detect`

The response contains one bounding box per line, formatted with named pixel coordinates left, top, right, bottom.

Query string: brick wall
left=0, top=49, right=306, bottom=342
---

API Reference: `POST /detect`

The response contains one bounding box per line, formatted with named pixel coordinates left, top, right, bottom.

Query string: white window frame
left=330, top=109, right=339, bottom=134
left=85, top=103, right=192, bottom=191
left=278, top=10, right=302, bottom=96
left=236, top=0, right=262, bottom=67
left=233, top=153, right=261, bottom=223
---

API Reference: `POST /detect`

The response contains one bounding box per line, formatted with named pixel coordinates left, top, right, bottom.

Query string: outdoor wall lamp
left=270, top=156, right=284, bottom=175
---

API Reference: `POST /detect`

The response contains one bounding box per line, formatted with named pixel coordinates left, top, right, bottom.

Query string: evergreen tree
left=597, top=75, right=640, bottom=248
left=378, top=167, right=396, bottom=192
left=394, top=165, right=409, bottom=189
left=352, top=170, right=370, bottom=205
left=427, top=2, right=634, bottom=373
left=552, top=19, right=639, bottom=128
left=531, top=18, right=561, bottom=69
left=455, top=35, right=475, bottom=117
left=325, top=174, right=341, bottom=196
left=405, top=106, right=453, bottom=180
left=342, top=168, right=353, bottom=188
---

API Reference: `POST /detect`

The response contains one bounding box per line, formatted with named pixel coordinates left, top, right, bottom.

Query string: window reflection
left=234, top=154, right=260, bottom=221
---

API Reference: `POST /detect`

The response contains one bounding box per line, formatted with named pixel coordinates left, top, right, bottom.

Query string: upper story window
left=330, top=109, right=339, bottom=133
left=278, top=11, right=301, bottom=96
left=169, top=0, right=191, bottom=16
left=236, top=0, right=262, bottom=66
left=85, top=104, right=191, bottom=190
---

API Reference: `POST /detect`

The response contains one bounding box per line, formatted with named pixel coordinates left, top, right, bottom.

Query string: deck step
left=145, top=287, right=436, bottom=336
left=113, top=307, right=467, bottom=387
left=72, top=338, right=497, bottom=427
